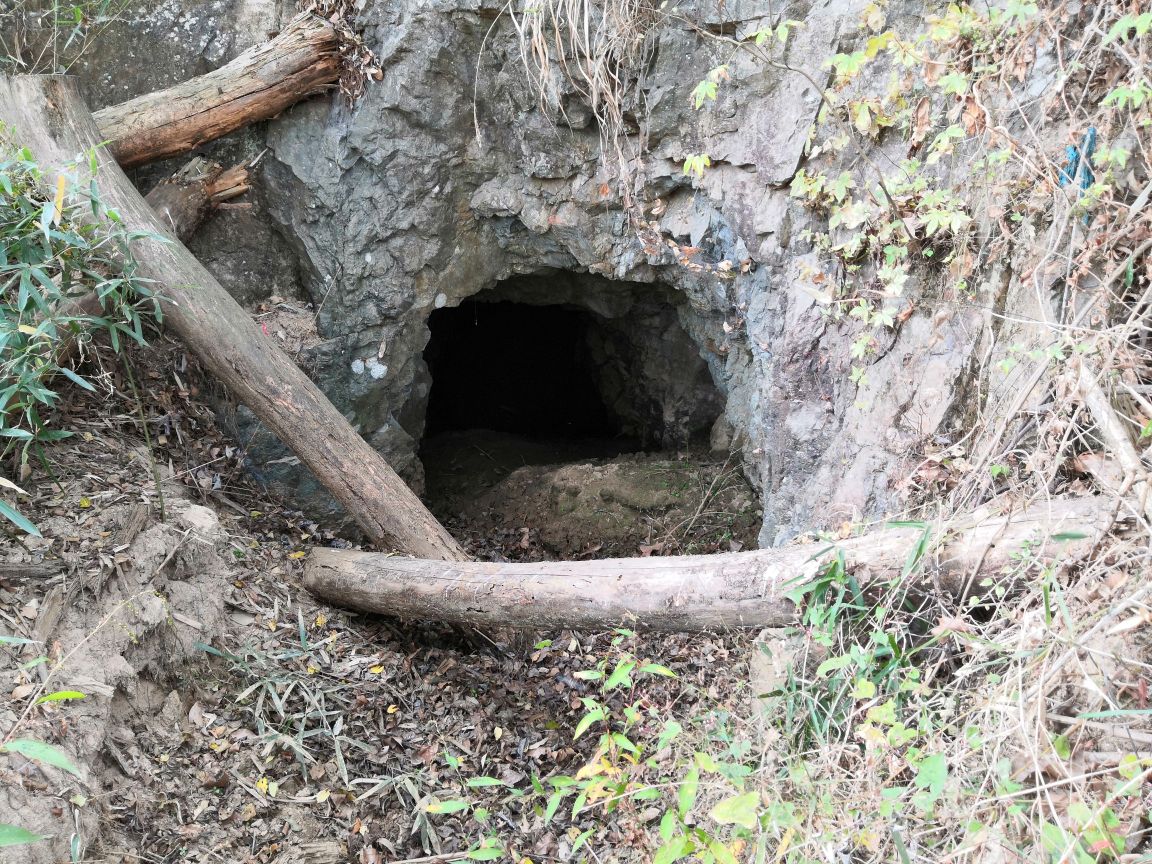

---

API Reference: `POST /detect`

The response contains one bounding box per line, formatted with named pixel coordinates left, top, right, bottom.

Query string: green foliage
left=0, top=824, right=46, bottom=847
left=681, top=153, right=711, bottom=179
left=0, top=124, right=162, bottom=535
left=0, top=738, right=81, bottom=777
left=0, top=685, right=88, bottom=850
left=0, top=1, right=132, bottom=73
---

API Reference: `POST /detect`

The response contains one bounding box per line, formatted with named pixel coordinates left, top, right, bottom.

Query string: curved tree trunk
left=92, top=12, right=341, bottom=169
left=303, top=495, right=1116, bottom=631
left=3, top=75, right=466, bottom=561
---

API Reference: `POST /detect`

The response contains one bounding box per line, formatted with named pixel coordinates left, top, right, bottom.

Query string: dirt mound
left=446, top=450, right=762, bottom=559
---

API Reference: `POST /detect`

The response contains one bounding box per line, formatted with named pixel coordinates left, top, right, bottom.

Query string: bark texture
left=304, top=495, right=1115, bottom=631
left=92, top=12, right=340, bottom=169
left=145, top=157, right=251, bottom=242
left=3, top=75, right=466, bottom=561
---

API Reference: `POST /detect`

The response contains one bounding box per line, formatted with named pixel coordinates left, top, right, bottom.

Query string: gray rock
left=74, top=0, right=1002, bottom=547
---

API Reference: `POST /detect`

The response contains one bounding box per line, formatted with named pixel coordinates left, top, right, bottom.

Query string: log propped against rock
left=92, top=12, right=342, bottom=169
left=303, top=495, right=1118, bottom=631
left=2, top=75, right=466, bottom=562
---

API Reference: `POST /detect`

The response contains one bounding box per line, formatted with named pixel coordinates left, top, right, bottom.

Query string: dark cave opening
left=422, top=300, right=623, bottom=441
left=417, top=275, right=730, bottom=532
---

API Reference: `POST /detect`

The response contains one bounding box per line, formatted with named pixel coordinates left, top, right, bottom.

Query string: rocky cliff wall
left=75, top=0, right=1055, bottom=545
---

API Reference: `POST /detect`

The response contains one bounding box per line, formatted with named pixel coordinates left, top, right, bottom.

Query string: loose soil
left=422, top=430, right=762, bottom=560
left=0, top=341, right=759, bottom=864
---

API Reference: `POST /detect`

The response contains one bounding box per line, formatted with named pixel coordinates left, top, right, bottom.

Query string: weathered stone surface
left=75, top=0, right=1017, bottom=546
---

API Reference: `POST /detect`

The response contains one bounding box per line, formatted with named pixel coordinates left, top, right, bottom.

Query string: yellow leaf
left=313, top=613, right=327, bottom=628
left=775, top=826, right=795, bottom=861
left=288, top=551, right=306, bottom=560
left=255, top=776, right=269, bottom=795
left=53, top=174, right=66, bottom=225
left=369, top=665, right=385, bottom=674
left=306, top=664, right=319, bottom=675
left=78, top=497, right=92, bottom=509
left=493, top=726, right=503, bottom=741
left=575, top=759, right=604, bottom=781
left=17, top=324, right=37, bottom=336
left=387, top=704, right=398, bottom=714
left=315, top=789, right=330, bottom=803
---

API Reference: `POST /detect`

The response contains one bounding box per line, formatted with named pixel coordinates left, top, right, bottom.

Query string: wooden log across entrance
left=303, top=495, right=1117, bottom=631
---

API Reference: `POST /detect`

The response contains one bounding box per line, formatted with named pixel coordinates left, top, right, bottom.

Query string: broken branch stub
left=2, top=74, right=466, bottom=561
left=303, top=495, right=1115, bottom=631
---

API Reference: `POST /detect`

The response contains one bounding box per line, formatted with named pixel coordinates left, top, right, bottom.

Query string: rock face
left=77, top=0, right=993, bottom=545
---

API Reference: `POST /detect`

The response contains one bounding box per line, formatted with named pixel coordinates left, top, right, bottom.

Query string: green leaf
left=0, top=500, right=41, bottom=538
left=571, top=827, right=594, bottom=853
left=573, top=707, right=604, bottom=740
left=1050, top=531, right=1088, bottom=541
left=678, top=765, right=699, bottom=818
left=1, top=739, right=81, bottom=777
left=0, top=635, right=39, bottom=646
left=652, top=835, right=693, bottom=864
left=465, top=776, right=506, bottom=788
left=709, top=791, right=760, bottom=829
left=604, top=659, right=636, bottom=691
left=639, top=663, right=677, bottom=678
left=425, top=799, right=470, bottom=814
left=35, top=690, right=86, bottom=704
left=543, top=791, right=563, bottom=825
left=466, top=846, right=503, bottom=861
left=0, top=824, right=46, bottom=847
left=709, top=838, right=739, bottom=864
left=913, top=753, right=948, bottom=796
left=655, top=719, right=683, bottom=753
left=815, top=654, right=853, bottom=678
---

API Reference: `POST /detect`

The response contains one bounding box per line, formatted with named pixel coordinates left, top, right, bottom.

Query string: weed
left=0, top=124, right=162, bottom=534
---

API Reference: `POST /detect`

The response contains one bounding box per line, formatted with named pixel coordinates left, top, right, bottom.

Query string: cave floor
left=421, top=429, right=762, bottom=560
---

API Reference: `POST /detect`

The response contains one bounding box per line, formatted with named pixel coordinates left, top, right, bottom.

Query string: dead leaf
left=922, top=59, right=943, bottom=86
left=912, top=96, right=930, bottom=154
left=931, top=616, right=975, bottom=637
left=961, top=95, right=985, bottom=135
left=1070, top=452, right=1125, bottom=493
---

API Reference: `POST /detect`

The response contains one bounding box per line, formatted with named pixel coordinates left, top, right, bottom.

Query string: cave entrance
left=423, top=301, right=622, bottom=442
left=418, top=273, right=746, bottom=557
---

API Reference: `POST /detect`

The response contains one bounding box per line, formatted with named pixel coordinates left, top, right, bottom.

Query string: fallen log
left=4, top=75, right=466, bottom=561
left=92, top=12, right=341, bottom=169
left=303, top=495, right=1116, bottom=631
